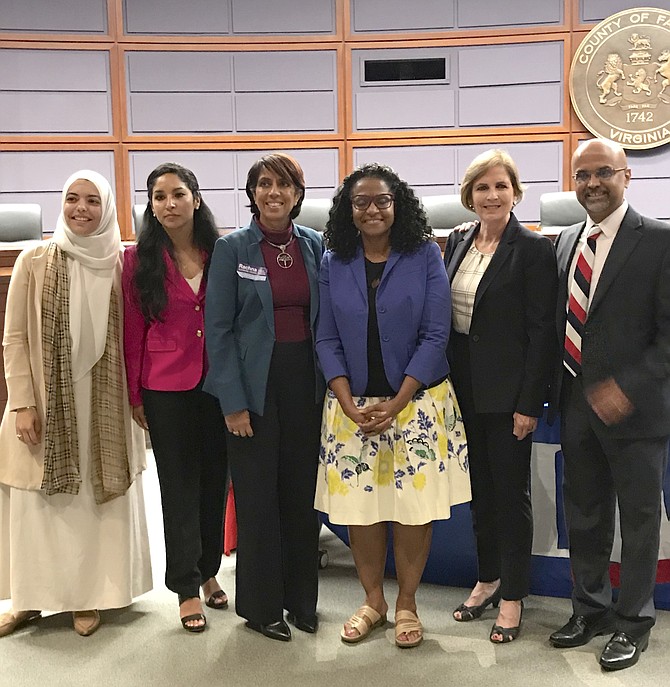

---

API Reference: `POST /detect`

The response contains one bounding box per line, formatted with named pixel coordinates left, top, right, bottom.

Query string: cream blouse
left=450, top=245, right=494, bottom=334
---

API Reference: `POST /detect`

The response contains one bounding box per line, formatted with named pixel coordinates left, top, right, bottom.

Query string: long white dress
left=0, top=369, right=152, bottom=612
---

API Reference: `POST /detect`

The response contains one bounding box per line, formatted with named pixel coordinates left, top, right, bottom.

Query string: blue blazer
left=316, top=240, right=450, bottom=395
left=203, top=219, right=324, bottom=416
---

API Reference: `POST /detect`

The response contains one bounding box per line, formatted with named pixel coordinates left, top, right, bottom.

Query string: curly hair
left=245, top=152, right=306, bottom=220
left=324, top=163, right=432, bottom=260
left=133, top=162, right=219, bottom=322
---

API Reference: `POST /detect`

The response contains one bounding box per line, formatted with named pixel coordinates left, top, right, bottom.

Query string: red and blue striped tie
left=564, top=228, right=601, bottom=376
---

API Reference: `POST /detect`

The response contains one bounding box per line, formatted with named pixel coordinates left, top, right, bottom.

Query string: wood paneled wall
left=0, top=0, right=669, bottom=235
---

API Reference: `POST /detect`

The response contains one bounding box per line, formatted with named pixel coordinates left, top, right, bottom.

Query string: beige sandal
left=72, top=610, right=101, bottom=637
left=340, top=605, right=387, bottom=644
left=0, top=610, right=41, bottom=638
left=395, top=610, right=423, bottom=648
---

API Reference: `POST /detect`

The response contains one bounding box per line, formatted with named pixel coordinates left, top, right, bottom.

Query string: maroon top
left=258, top=221, right=311, bottom=342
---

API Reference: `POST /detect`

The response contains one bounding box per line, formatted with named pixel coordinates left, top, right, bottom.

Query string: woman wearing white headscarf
left=0, top=170, right=152, bottom=638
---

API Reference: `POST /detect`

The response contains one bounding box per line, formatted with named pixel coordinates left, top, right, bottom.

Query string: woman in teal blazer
left=204, top=153, right=324, bottom=642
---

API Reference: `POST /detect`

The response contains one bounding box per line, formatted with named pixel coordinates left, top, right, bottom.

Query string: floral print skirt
left=314, top=379, right=471, bottom=526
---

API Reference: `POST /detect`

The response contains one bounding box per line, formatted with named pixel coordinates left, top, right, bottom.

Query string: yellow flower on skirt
left=330, top=401, right=358, bottom=443
left=372, top=447, right=394, bottom=487
left=327, top=467, right=350, bottom=496
left=412, top=472, right=427, bottom=491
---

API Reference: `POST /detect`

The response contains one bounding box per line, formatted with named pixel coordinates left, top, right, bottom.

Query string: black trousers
left=228, top=341, right=322, bottom=625
left=560, top=373, right=667, bottom=637
left=450, top=334, right=533, bottom=600
left=143, top=385, right=228, bottom=599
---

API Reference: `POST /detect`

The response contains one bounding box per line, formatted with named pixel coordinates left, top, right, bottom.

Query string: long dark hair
left=324, top=163, right=432, bottom=260
left=133, top=162, right=219, bottom=322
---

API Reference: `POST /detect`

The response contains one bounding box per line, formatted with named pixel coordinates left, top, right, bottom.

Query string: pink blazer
left=122, top=245, right=207, bottom=406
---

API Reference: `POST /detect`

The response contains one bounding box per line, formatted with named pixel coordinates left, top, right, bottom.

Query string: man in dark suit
left=549, top=138, right=670, bottom=671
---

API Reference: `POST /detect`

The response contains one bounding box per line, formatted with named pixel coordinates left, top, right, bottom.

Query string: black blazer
left=444, top=213, right=558, bottom=416
left=551, top=206, right=670, bottom=437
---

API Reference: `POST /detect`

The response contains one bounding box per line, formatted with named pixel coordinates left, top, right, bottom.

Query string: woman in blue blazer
left=444, top=149, right=557, bottom=643
left=204, top=153, right=324, bottom=642
left=315, top=164, right=470, bottom=648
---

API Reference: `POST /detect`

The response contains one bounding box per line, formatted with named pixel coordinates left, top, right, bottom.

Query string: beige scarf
left=41, top=243, right=130, bottom=503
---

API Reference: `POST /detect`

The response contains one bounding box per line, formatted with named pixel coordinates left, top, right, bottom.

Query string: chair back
left=539, top=192, right=587, bottom=234
left=294, top=198, right=331, bottom=233
left=0, top=203, right=43, bottom=241
left=421, top=195, right=477, bottom=231
left=133, top=204, right=148, bottom=237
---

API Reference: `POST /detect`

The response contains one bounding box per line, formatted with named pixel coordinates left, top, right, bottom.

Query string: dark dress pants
left=143, top=385, right=228, bottom=598
left=450, top=333, right=533, bottom=600
left=560, top=373, right=667, bottom=638
left=228, top=340, right=322, bottom=625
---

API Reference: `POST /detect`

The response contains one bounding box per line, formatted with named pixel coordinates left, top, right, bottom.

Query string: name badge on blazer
left=237, top=263, right=268, bottom=281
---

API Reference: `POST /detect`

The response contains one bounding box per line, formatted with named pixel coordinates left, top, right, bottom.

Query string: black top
left=364, top=259, right=395, bottom=397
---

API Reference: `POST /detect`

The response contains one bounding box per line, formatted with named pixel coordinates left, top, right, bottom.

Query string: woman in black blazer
left=443, top=149, right=557, bottom=643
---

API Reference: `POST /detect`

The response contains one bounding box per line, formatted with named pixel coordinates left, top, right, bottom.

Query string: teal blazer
left=203, top=219, right=324, bottom=416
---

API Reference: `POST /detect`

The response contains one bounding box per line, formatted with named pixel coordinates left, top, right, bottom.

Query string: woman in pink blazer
left=122, top=162, right=228, bottom=633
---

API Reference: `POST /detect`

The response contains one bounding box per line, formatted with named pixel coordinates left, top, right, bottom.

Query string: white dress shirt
left=568, top=200, right=628, bottom=311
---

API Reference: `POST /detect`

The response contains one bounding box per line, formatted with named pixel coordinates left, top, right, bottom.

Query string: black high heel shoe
left=453, top=585, right=502, bottom=622
left=489, top=600, right=524, bottom=643
left=178, top=595, right=207, bottom=633
left=245, top=619, right=292, bottom=642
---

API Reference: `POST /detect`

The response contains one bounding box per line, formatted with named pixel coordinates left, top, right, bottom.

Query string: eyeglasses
left=572, top=167, right=627, bottom=184
left=351, top=193, right=395, bottom=211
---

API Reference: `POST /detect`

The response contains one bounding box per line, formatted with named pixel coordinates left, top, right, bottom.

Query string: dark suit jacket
left=551, top=205, right=670, bottom=438
left=203, top=219, right=325, bottom=417
left=444, top=213, right=558, bottom=416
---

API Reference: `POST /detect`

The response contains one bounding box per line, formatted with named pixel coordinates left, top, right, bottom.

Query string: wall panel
left=230, top=0, right=335, bottom=34
left=624, top=148, right=670, bottom=221
left=0, top=49, right=112, bottom=134
left=351, top=0, right=455, bottom=32
left=232, top=51, right=335, bottom=91
left=355, top=89, right=455, bottom=131
left=0, top=0, right=107, bottom=33
left=235, top=93, right=336, bottom=132
left=126, top=52, right=232, bottom=91
left=459, top=84, right=562, bottom=126
left=123, top=0, right=230, bottom=35
left=580, top=0, right=670, bottom=24
left=123, top=0, right=336, bottom=35
left=125, top=49, right=337, bottom=135
left=458, top=42, right=562, bottom=86
left=350, top=0, right=562, bottom=33
left=457, top=0, right=561, bottom=28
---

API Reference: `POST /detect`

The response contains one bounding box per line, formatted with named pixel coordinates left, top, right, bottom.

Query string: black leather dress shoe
left=600, top=631, right=649, bottom=671
left=550, top=614, right=616, bottom=648
left=286, top=612, right=318, bottom=634
left=245, top=620, right=292, bottom=642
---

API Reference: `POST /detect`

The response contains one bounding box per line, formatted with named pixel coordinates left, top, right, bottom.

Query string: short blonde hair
left=460, top=149, right=525, bottom=211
